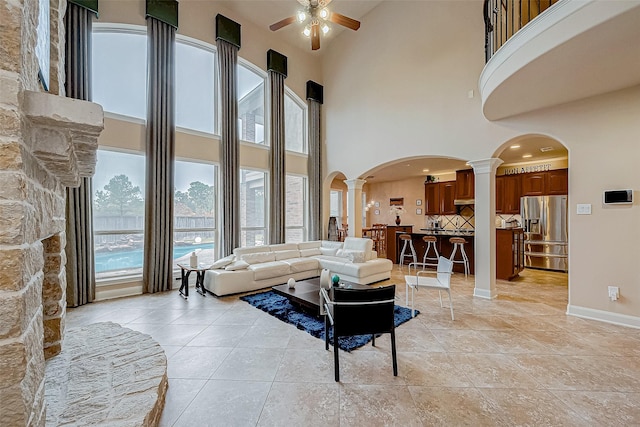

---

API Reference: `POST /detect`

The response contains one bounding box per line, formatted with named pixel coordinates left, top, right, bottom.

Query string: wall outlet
left=608, top=286, right=619, bottom=301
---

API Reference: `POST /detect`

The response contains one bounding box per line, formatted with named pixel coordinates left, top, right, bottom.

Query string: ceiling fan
left=269, top=0, right=361, bottom=51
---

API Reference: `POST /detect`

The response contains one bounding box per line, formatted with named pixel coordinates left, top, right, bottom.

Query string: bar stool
left=398, top=234, right=417, bottom=270
left=449, top=237, right=470, bottom=278
left=422, top=235, right=439, bottom=269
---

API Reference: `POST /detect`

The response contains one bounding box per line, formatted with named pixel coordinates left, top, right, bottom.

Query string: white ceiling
left=217, top=0, right=383, bottom=53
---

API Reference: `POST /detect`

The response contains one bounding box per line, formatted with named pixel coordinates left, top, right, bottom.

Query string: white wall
left=321, top=1, right=640, bottom=325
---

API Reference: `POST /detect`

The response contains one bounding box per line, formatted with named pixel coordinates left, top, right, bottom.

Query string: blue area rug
left=240, top=290, right=419, bottom=352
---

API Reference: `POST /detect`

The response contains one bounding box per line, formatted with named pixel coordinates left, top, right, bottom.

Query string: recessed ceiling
left=216, top=0, right=383, bottom=53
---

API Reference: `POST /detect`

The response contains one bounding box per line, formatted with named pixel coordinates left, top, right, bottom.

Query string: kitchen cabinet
left=547, top=169, right=568, bottom=195
left=424, top=183, right=440, bottom=215
left=521, top=172, right=546, bottom=196
left=521, top=169, right=568, bottom=197
left=440, top=182, right=457, bottom=215
left=496, top=174, right=521, bottom=214
left=386, top=225, right=413, bottom=263
left=456, top=169, right=475, bottom=199
left=495, top=176, right=505, bottom=213
left=496, top=228, right=524, bottom=280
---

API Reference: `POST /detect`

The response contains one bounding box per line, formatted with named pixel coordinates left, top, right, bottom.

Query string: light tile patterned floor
left=66, top=268, right=640, bottom=426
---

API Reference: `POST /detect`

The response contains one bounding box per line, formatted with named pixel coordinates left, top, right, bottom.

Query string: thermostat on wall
left=603, top=189, right=633, bottom=204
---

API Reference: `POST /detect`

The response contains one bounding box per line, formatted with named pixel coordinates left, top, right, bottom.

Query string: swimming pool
left=95, top=243, right=214, bottom=273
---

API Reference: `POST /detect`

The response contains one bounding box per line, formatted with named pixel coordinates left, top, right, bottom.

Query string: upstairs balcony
left=480, top=0, right=640, bottom=120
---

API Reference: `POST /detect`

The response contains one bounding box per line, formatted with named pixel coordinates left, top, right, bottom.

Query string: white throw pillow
left=241, top=252, right=276, bottom=265
left=340, top=249, right=367, bottom=263
left=224, top=260, right=249, bottom=271
left=320, top=247, right=340, bottom=256
left=210, top=254, right=234, bottom=269
left=299, top=248, right=322, bottom=257
left=275, top=250, right=300, bottom=260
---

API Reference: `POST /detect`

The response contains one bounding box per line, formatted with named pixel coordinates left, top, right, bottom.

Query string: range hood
left=454, top=199, right=475, bottom=206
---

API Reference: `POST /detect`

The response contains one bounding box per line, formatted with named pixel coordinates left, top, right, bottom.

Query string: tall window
left=240, top=169, right=267, bottom=246
left=284, top=92, right=306, bottom=153
left=175, top=39, right=216, bottom=134
left=174, top=161, right=217, bottom=268
left=93, top=150, right=145, bottom=280
left=330, top=190, right=343, bottom=228
left=238, top=63, right=265, bottom=144
left=285, top=175, right=307, bottom=242
left=92, top=29, right=147, bottom=120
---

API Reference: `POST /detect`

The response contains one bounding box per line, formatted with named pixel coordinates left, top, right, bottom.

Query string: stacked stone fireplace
left=0, top=0, right=103, bottom=424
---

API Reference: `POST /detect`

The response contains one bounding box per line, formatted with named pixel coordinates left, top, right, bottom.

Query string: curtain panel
left=64, top=2, right=95, bottom=307
left=143, top=17, right=176, bottom=293
left=307, top=100, right=322, bottom=240
left=268, top=71, right=285, bottom=244
left=218, top=39, right=240, bottom=256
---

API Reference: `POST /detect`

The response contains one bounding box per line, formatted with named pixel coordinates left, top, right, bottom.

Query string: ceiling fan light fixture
left=302, top=25, right=311, bottom=37
left=297, top=10, right=307, bottom=23
left=321, top=23, right=330, bottom=34
left=319, top=8, right=330, bottom=19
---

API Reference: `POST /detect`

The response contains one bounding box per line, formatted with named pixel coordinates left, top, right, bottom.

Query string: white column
left=344, top=178, right=366, bottom=238
left=468, top=159, right=503, bottom=299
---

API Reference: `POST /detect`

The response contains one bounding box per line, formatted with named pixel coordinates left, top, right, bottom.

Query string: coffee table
left=272, top=277, right=369, bottom=316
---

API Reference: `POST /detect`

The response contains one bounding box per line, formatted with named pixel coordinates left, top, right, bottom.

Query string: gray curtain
left=307, top=100, right=322, bottom=240
left=64, top=2, right=95, bottom=307
left=143, top=17, right=176, bottom=293
left=218, top=40, right=240, bottom=256
left=268, top=71, right=285, bottom=244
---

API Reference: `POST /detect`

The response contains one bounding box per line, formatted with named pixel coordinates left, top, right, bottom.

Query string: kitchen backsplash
left=426, top=205, right=475, bottom=230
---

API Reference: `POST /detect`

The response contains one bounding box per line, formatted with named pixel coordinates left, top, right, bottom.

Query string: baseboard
left=473, top=287, right=497, bottom=299
left=566, top=305, right=640, bottom=329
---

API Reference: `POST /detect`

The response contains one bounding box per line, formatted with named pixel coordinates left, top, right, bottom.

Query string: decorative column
left=344, top=179, right=366, bottom=238
left=468, top=158, right=503, bottom=299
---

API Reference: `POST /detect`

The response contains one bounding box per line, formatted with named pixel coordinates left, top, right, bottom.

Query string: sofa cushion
left=225, top=260, right=249, bottom=271
left=270, top=243, right=299, bottom=252
left=210, top=254, right=235, bottom=269
left=234, top=245, right=270, bottom=258
left=300, top=248, right=322, bottom=257
left=343, top=237, right=373, bottom=252
left=275, top=249, right=300, bottom=260
left=282, top=257, right=320, bottom=273
left=298, top=241, right=321, bottom=250
left=248, top=261, right=291, bottom=280
left=321, top=240, right=343, bottom=249
left=241, top=252, right=276, bottom=265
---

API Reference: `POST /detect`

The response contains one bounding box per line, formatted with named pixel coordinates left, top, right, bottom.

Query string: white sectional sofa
left=202, top=237, right=393, bottom=297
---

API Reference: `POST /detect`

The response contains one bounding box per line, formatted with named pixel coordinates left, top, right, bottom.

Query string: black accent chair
left=321, top=285, right=398, bottom=382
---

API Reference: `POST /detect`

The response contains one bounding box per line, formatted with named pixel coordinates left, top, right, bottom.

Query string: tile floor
left=66, top=267, right=640, bottom=426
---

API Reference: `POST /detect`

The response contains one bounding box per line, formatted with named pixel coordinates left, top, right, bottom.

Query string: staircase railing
left=484, top=0, right=561, bottom=62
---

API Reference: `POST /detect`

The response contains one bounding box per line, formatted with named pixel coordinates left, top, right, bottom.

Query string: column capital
left=468, top=158, right=503, bottom=175
left=344, top=178, right=366, bottom=190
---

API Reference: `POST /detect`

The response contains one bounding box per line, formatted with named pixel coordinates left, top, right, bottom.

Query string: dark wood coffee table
left=272, top=277, right=369, bottom=316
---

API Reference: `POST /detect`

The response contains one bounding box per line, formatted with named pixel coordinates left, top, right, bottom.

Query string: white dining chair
left=405, top=256, right=454, bottom=319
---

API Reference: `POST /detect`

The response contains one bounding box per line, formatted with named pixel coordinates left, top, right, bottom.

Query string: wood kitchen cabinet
left=547, top=169, right=568, bottom=195
left=424, top=183, right=440, bottom=215
left=385, top=225, right=413, bottom=263
left=440, top=181, right=457, bottom=215
left=521, top=169, right=568, bottom=197
left=496, top=174, right=521, bottom=214
left=456, top=169, right=474, bottom=199
left=496, top=228, right=524, bottom=280
left=521, top=172, right=546, bottom=196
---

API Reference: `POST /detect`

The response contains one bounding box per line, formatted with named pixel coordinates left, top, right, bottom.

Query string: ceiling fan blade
left=329, top=12, right=361, bottom=31
left=311, top=23, right=320, bottom=50
left=270, top=16, right=296, bottom=31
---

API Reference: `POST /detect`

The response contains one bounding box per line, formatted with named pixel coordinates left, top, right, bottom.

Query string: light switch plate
left=577, top=204, right=592, bottom=215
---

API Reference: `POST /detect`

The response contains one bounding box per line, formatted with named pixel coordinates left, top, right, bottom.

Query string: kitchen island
left=394, top=229, right=475, bottom=275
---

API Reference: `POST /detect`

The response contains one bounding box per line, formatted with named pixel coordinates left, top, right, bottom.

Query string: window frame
left=237, top=58, right=268, bottom=146
left=285, top=173, right=309, bottom=242
left=239, top=167, right=270, bottom=247
left=284, top=88, right=308, bottom=154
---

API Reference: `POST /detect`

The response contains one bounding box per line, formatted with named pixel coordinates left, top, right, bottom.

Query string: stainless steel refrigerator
left=521, top=195, right=568, bottom=272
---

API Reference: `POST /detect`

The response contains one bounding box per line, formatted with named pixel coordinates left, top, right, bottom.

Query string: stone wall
left=0, top=0, right=102, bottom=425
